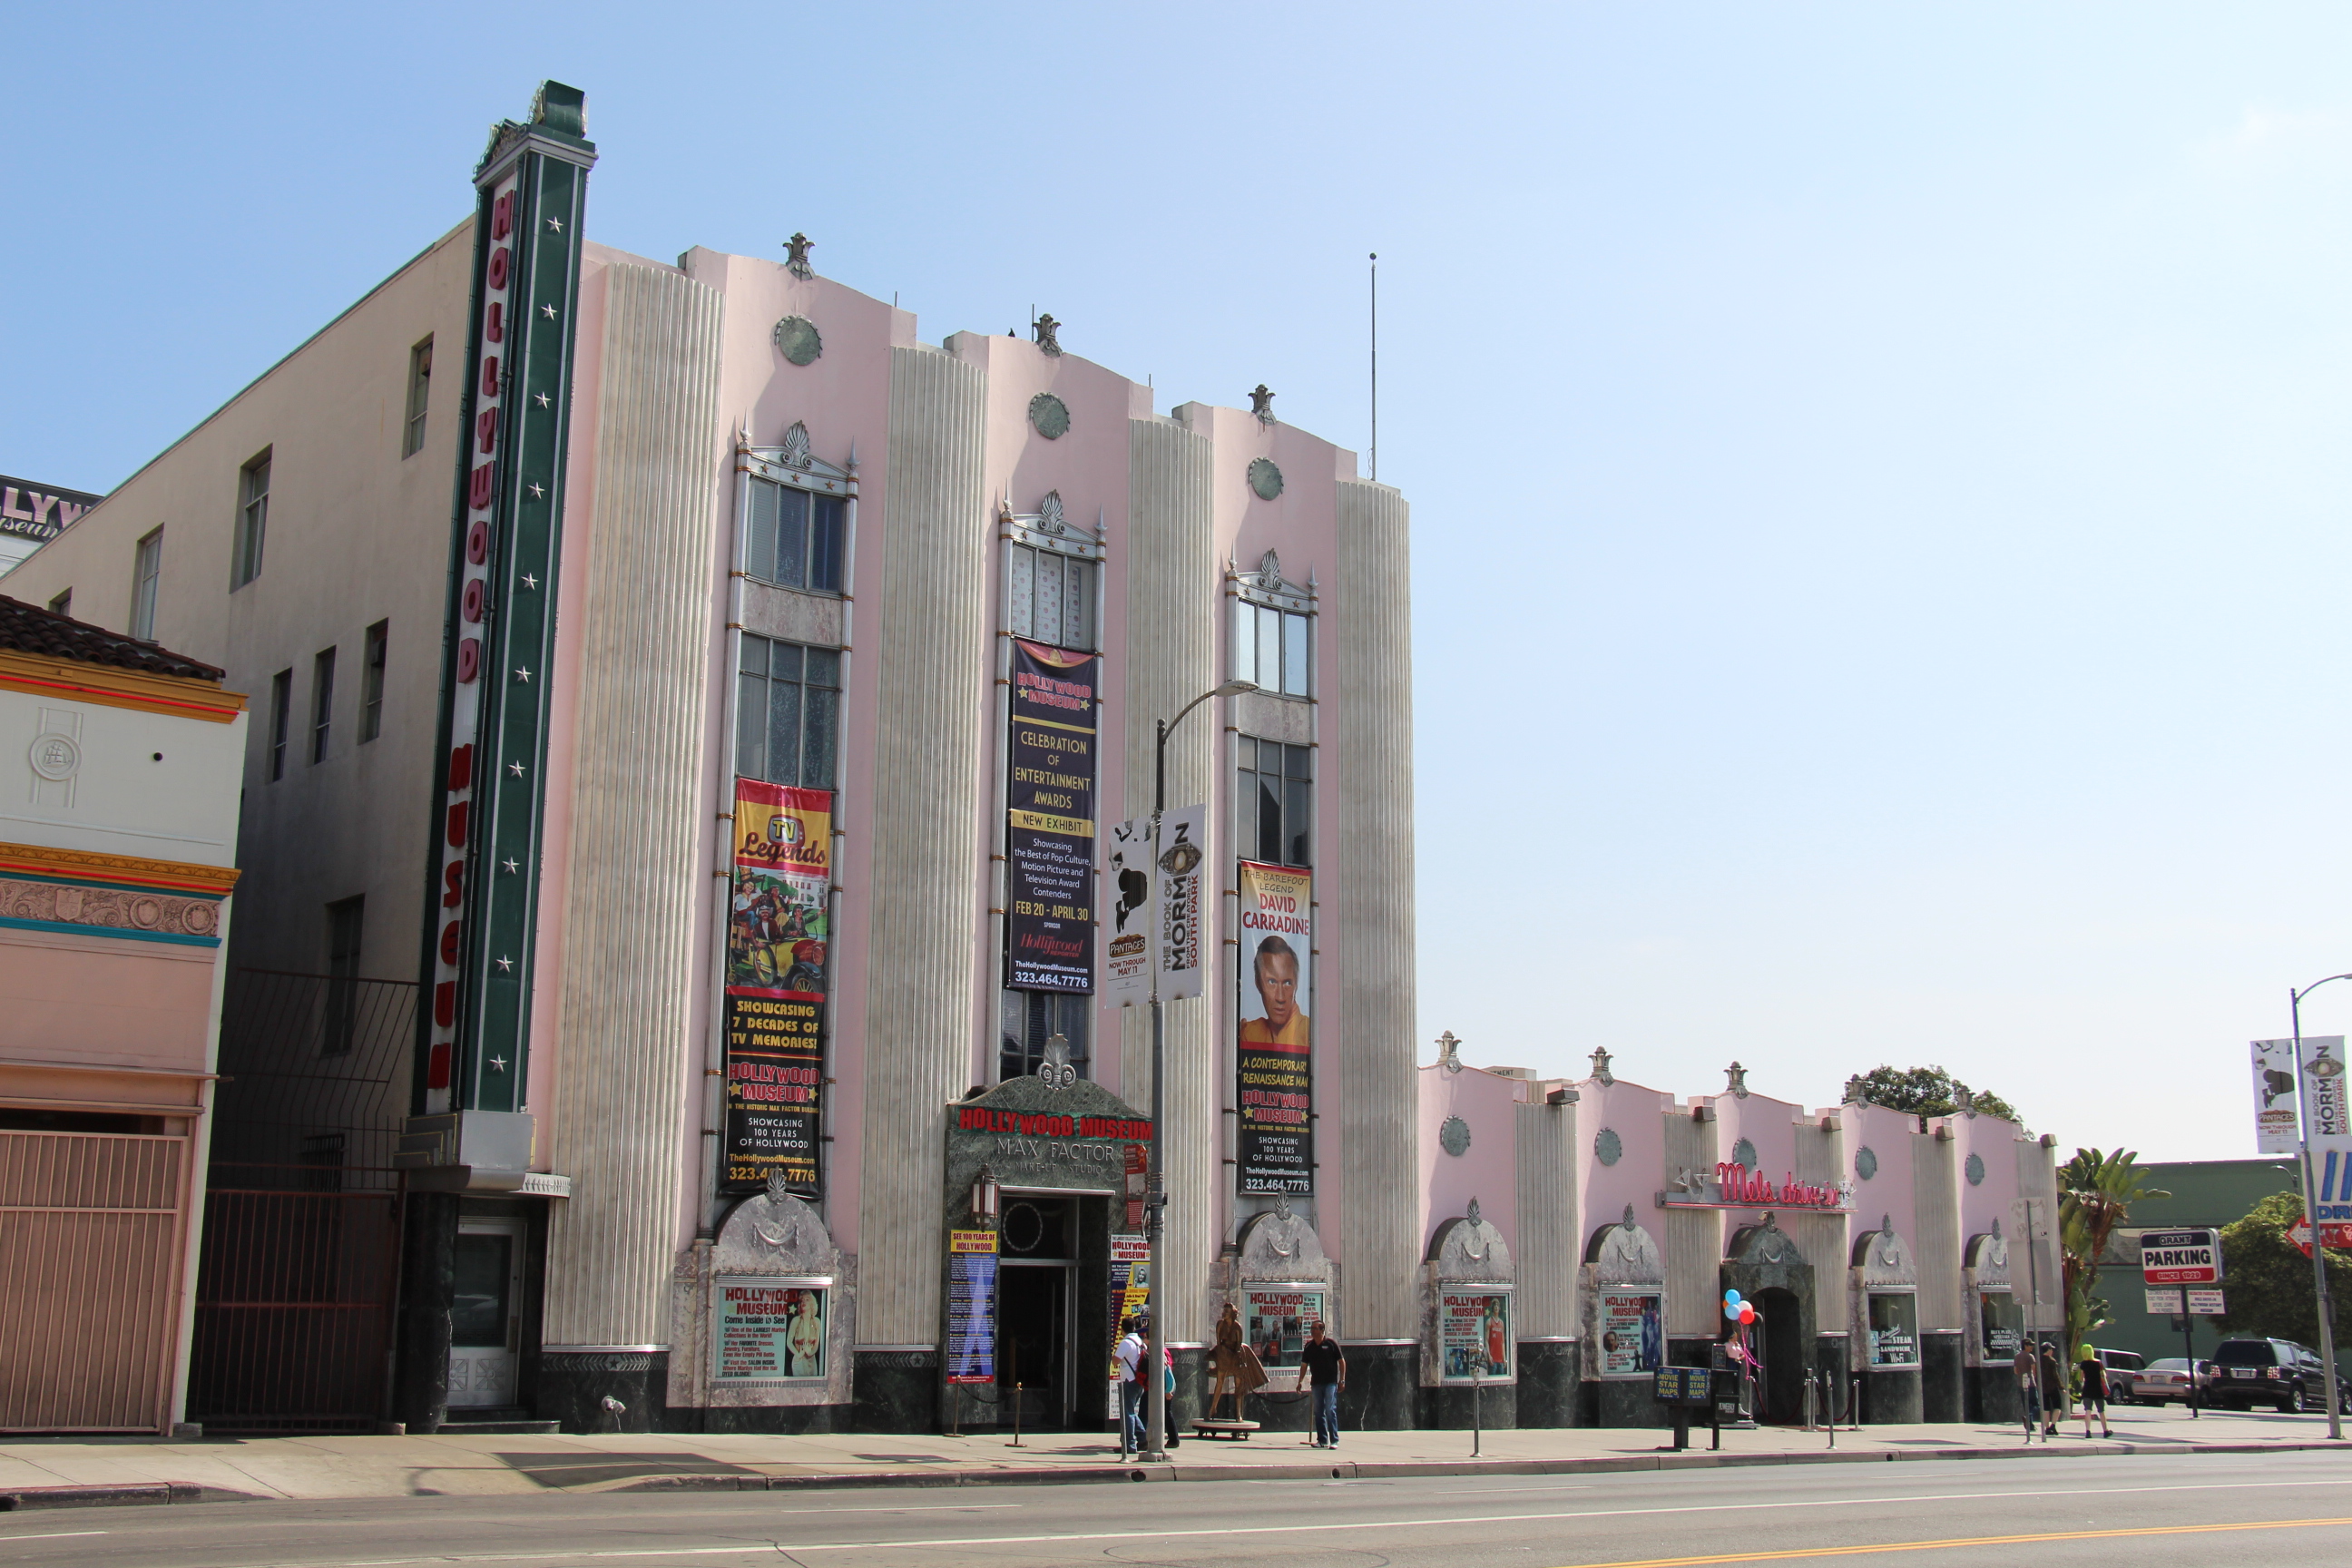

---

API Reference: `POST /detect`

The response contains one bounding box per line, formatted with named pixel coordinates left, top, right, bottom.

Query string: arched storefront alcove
left=1721, top=1214, right=1816, bottom=1425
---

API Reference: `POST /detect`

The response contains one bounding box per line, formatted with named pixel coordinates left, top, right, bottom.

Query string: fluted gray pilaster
left=1333, top=478, right=1417, bottom=1339
left=855, top=345, right=991, bottom=1347
left=544, top=262, right=725, bottom=1346
left=1514, top=1097, right=1579, bottom=1337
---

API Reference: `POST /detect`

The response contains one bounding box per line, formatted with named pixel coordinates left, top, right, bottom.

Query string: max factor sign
left=1659, top=1162, right=1857, bottom=1212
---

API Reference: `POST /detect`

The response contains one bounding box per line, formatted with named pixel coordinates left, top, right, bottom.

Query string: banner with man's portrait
left=1237, top=859, right=1312, bottom=1195
left=723, top=779, right=830, bottom=1196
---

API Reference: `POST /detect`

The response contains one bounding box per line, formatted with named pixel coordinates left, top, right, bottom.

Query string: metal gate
left=0, top=1131, right=191, bottom=1432
left=185, top=967, right=415, bottom=1434
left=186, top=1164, right=403, bottom=1433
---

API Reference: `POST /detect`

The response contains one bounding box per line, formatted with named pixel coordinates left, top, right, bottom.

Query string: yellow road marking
left=1557, top=1515, right=2352, bottom=1567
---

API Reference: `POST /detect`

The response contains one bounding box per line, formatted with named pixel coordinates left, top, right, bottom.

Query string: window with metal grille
left=999, top=989, right=1090, bottom=1084
left=403, top=337, right=432, bottom=457
left=735, top=634, right=840, bottom=789
left=129, top=527, right=162, bottom=641
left=1007, top=542, right=1096, bottom=652
left=745, top=476, right=846, bottom=593
left=1237, top=735, right=1312, bottom=867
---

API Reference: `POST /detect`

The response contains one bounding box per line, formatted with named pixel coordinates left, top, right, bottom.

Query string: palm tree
left=2059, top=1148, right=2170, bottom=1372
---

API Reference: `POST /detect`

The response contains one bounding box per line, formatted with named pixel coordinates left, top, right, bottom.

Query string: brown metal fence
left=0, top=1132, right=191, bottom=1432
left=186, top=968, right=416, bottom=1433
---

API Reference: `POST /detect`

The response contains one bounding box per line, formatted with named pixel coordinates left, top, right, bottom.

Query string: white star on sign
left=530, top=482, right=545, bottom=498
left=522, top=573, right=538, bottom=589
left=509, top=760, right=525, bottom=777
left=535, top=392, right=551, bottom=407
left=489, top=1054, right=509, bottom=1072
left=496, top=955, right=514, bottom=972
left=515, top=667, right=532, bottom=682
left=542, top=302, right=558, bottom=318
left=504, top=858, right=520, bottom=874
left=547, top=215, right=563, bottom=232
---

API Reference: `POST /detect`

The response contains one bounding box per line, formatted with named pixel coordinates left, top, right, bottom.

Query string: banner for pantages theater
left=1005, top=639, right=1099, bottom=994
left=1237, top=859, right=1313, bottom=1195
left=723, top=780, right=830, bottom=1195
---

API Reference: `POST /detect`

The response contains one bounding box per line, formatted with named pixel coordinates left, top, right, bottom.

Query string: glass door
left=448, top=1217, right=524, bottom=1408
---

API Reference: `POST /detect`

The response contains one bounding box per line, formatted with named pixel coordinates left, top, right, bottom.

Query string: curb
left=0, top=1483, right=205, bottom=1511
left=601, top=1437, right=2347, bottom=1494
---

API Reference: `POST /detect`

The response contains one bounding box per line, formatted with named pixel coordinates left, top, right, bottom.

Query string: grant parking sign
left=2140, top=1229, right=2220, bottom=1287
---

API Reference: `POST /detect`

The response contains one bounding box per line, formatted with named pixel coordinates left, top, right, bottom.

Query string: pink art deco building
left=7, top=82, right=2060, bottom=1436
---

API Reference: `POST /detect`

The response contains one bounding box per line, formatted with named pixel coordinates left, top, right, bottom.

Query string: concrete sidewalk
left=0, top=1404, right=2340, bottom=1509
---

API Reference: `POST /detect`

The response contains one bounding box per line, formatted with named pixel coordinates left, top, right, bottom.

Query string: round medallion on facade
left=129, top=897, right=164, bottom=929
left=1438, top=1115, right=1472, bottom=1157
left=1594, top=1127, right=1622, bottom=1166
left=27, top=733, right=79, bottom=781
left=1002, top=1200, right=1045, bottom=1254
left=772, top=314, right=823, bottom=367
left=1731, top=1137, right=1758, bottom=1170
left=1965, top=1152, right=1986, bottom=1187
left=184, top=902, right=219, bottom=937
left=1855, top=1145, right=1879, bottom=1181
left=1247, top=456, right=1284, bottom=501
left=1028, top=392, right=1070, bottom=440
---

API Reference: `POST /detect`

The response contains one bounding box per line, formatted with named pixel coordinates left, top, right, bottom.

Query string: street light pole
left=2288, top=976, right=2348, bottom=1442
left=1142, top=678, right=1253, bottom=1464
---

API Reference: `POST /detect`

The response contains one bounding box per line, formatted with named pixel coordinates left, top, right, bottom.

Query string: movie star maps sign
left=1006, top=640, right=1098, bottom=993
left=421, top=83, right=595, bottom=1113
left=1237, top=860, right=1313, bottom=1195
left=723, top=781, right=830, bottom=1196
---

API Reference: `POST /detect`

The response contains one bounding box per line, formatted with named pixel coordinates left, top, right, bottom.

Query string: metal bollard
left=1472, top=1366, right=1483, bottom=1457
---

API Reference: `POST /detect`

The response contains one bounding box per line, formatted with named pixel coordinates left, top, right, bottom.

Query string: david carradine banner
left=723, top=780, right=830, bottom=1195
left=1006, top=640, right=1099, bottom=993
left=1237, top=859, right=1312, bottom=1194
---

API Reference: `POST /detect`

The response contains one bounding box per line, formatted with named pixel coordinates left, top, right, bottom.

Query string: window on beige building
left=130, top=527, right=163, bottom=641
left=233, top=451, right=270, bottom=590
left=310, top=648, right=336, bottom=764
left=404, top=338, right=433, bottom=457
left=268, top=668, right=292, bottom=781
left=361, top=621, right=388, bottom=741
left=46, top=589, right=70, bottom=618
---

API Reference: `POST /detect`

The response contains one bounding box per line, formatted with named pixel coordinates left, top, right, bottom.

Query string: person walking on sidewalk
left=2077, top=1348, right=2112, bottom=1438
left=2014, top=1342, right=2041, bottom=1441
left=1296, top=1320, right=1347, bottom=1449
left=2038, top=1341, right=2065, bottom=1437
left=1115, top=1316, right=1147, bottom=1456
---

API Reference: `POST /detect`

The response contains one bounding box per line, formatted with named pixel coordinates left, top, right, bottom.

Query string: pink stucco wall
left=1576, top=1074, right=1677, bottom=1251
left=1416, top=1061, right=1524, bottom=1260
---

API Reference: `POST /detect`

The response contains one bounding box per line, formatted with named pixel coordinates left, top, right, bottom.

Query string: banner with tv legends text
left=723, top=780, right=830, bottom=1195
left=1005, top=640, right=1098, bottom=994
left=1236, top=860, right=1313, bottom=1195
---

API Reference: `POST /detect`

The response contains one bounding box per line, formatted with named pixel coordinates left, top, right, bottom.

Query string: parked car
left=2095, top=1348, right=2145, bottom=1403
left=2132, top=1357, right=2211, bottom=1405
left=2208, top=1338, right=2349, bottom=1412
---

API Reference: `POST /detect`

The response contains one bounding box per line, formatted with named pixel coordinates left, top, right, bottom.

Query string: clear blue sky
left=8, top=4, right=2349, bottom=1161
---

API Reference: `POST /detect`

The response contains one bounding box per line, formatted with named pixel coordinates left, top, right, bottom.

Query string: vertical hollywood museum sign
left=416, top=83, right=597, bottom=1116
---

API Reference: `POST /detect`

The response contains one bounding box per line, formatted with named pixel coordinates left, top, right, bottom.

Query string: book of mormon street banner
left=1006, top=639, right=1099, bottom=994
left=723, top=779, right=830, bottom=1195
left=1237, top=859, right=1313, bottom=1195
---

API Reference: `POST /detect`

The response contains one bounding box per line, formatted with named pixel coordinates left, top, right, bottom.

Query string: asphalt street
left=2, top=1450, right=2345, bottom=1568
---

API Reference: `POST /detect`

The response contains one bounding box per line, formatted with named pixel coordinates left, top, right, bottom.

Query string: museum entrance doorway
left=995, top=1194, right=1078, bottom=1431
left=1721, top=1216, right=1818, bottom=1426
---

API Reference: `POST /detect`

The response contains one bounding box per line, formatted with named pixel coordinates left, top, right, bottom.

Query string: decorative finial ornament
left=784, top=232, right=815, bottom=280
left=781, top=421, right=813, bottom=469
left=1033, top=313, right=1063, bottom=356
left=1954, top=1084, right=1975, bottom=1116
left=1590, top=1046, right=1615, bottom=1086
left=1881, top=1212, right=1895, bottom=1239
left=766, top=1167, right=791, bottom=1205
left=1273, top=1191, right=1293, bottom=1222
left=1249, top=384, right=1276, bottom=426
left=1039, top=491, right=1065, bottom=530
left=1725, top=1061, right=1749, bottom=1100
left=1466, top=1196, right=1483, bottom=1229
left=1621, top=1202, right=1638, bottom=1230
left=1257, top=549, right=1282, bottom=588
left=1037, top=1033, right=1078, bottom=1091
left=1436, top=1029, right=1462, bottom=1070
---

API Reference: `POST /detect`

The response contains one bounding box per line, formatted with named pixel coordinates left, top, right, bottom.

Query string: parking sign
left=2140, top=1229, right=2220, bottom=1286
